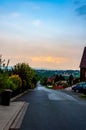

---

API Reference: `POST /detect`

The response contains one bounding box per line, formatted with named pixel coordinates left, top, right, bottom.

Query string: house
left=47, top=76, right=56, bottom=85
left=80, top=47, right=86, bottom=81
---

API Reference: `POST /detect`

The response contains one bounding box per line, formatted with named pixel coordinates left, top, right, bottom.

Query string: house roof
left=80, top=47, right=86, bottom=68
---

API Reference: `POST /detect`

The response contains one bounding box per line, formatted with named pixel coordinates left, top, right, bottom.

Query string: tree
left=59, top=74, right=65, bottom=81
left=0, top=54, right=10, bottom=73
left=69, top=74, right=74, bottom=85
left=32, top=74, right=39, bottom=86
left=55, top=74, right=65, bottom=82
left=55, top=74, right=59, bottom=82
left=12, top=63, right=36, bottom=90
left=40, top=76, right=47, bottom=85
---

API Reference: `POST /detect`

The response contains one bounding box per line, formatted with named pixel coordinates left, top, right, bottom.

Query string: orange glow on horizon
left=31, top=56, right=66, bottom=64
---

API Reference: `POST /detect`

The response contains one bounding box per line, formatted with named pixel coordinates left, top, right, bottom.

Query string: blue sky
left=0, top=0, right=86, bottom=69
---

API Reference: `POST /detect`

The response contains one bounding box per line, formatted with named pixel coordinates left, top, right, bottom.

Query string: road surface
left=17, top=82, right=86, bottom=130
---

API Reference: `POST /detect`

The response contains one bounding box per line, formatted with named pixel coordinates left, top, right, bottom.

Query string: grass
left=80, top=94, right=86, bottom=99
left=46, top=85, right=53, bottom=89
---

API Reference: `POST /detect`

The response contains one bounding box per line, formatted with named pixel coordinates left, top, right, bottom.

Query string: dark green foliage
left=55, top=74, right=65, bottom=82
left=36, top=70, right=55, bottom=78
left=12, top=63, right=37, bottom=90
left=55, top=75, right=59, bottom=82
left=32, top=75, right=38, bottom=85
left=0, top=55, right=39, bottom=96
left=36, top=69, right=80, bottom=79
left=0, top=73, right=17, bottom=93
left=73, top=77, right=80, bottom=84
left=40, top=77, right=47, bottom=86
left=9, top=75, right=22, bottom=90
left=68, top=74, right=74, bottom=85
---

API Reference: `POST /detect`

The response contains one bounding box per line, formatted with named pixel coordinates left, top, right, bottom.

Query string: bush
left=12, top=63, right=36, bottom=90
left=9, top=74, right=22, bottom=90
left=55, top=81, right=69, bottom=88
left=40, top=77, right=47, bottom=86
left=0, top=73, right=17, bottom=93
left=32, top=75, right=38, bottom=86
left=4, top=79, right=17, bottom=90
left=30, top=83, right=35, bottom=89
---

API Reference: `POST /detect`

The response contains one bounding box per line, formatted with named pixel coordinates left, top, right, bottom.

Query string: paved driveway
left=17, top=83, right=86, bottom=130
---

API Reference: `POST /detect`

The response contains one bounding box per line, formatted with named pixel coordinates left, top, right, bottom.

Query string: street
left=17, top=83, right=86, bottom=130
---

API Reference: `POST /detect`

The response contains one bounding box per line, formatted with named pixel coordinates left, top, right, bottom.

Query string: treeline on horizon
left=36, top=69, right=80, bottom=79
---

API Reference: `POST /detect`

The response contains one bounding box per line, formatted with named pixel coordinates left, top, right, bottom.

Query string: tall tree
left=12, top=63, right=35, bottom=90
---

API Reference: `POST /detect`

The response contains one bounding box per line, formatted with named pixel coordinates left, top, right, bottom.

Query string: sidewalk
left=0, top=101, right=29, bottom=130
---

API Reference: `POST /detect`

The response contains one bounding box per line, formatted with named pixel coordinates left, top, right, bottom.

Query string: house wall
left=80, top=68, right=86, bottom=81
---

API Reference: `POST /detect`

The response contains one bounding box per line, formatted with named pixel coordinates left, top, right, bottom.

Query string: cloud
left=32, top=19, right=41, bottom=27
left=10, top=12, right=20, bottom=18
left=31, top=56, right=66, bottom=64
left=0, top=21, right=23, bottom=32
left=0, top=12, right=22, bottom=31
left=33, top=6, right=40, bottom=10
left=29, top=56, right=68, bottom=69
left=29, top=56, right=78, bottom=70
left=75, top=5, right=86, bottom=16
left=0, top=12, right=21, bottom=19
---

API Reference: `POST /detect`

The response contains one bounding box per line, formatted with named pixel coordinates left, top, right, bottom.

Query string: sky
left=0, top=0, right=86, bottom=70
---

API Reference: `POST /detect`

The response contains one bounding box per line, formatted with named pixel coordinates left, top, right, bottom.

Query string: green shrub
left=12, top=63, right=36, bottom=89
left=30, top=83, right=35, bottom=89
left=4, top=79, right=17, bottom=90
left=0, top=73, right=17, bottom=93
left=9, top=74, right=22, bottom=90
left=40, top=77, right=47, bottom=85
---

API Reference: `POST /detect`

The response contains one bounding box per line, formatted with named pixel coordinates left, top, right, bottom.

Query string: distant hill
left=35, top=69, right=80, bottom=79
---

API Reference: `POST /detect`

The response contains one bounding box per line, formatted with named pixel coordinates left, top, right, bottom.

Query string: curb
left=3, top=102, right=25, bottom=130
left=11, top=90, right=29, bottom=102
left=0, top=90, right=30, bottom=130
left=9, top=102, right=29, bottom=130
left=0, top=101, right=28, bottom=130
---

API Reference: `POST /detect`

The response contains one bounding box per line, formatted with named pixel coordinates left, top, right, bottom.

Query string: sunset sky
left=0, top=0, right=86, bottom=70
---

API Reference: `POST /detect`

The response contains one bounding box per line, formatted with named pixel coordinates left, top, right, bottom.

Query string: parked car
left=71, top=84, right=77, bottom=90
left=83, top=84, right=86, bottom=94
left=72, top=82, right=86, bottom=93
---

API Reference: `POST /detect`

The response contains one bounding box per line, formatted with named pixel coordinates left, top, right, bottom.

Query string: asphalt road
left=17, top=83, right=86, bottom=130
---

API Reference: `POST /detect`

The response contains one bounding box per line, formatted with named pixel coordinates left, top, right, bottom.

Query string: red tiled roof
left=80, top=47, right=86, bottom=68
